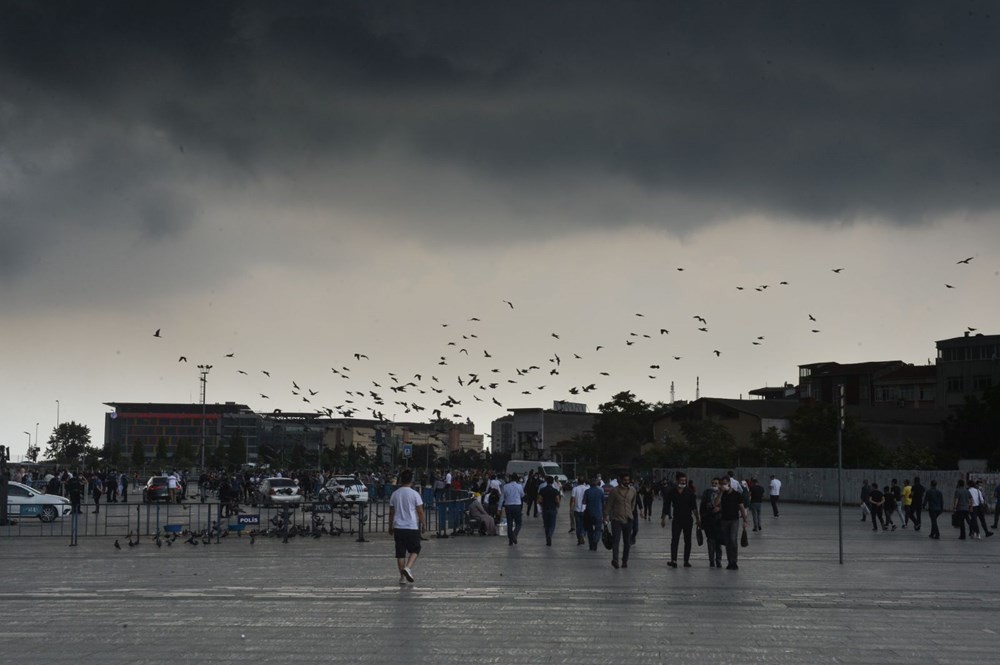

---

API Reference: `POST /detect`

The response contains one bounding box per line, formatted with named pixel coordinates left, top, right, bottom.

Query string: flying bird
left=551, top=333, right=560, bottom=339
left=808, top=314, right=816, bottom=321
left=713, top=350, right=721, bottom=356
left=957, top=257, right=974, bottom=264
left=659, top=329, right=669, bottom=335
left=261, top=370, right=270, bottom=377
left=225, top=353, right=234, bottom=358
left=502, top=300, right=514, bottom=309
left=832, top=268, right=844, bottom=273
left=354, top=353, right=369, bottom=360
left=153, top=329, right=161, bottom=338
left=178, top=356, right=187, bottom=362
left=237, top=370, right=247, bottom=375
left=945, top=284, right=955, bottom=289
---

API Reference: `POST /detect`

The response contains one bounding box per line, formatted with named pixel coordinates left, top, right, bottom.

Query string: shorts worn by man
left=389, top=469, right=425, bottom=584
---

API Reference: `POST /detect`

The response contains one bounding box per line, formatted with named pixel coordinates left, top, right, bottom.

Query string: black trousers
left=770, top=495, right=779, bottom=516
left=928, top=509, right=940, bottom=538
left=910, top=503, right=922, bottom=529
left=670, top=519, right=693, bottom=563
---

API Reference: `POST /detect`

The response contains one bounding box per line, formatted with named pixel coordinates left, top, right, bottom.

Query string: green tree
left=25, top=442, right=40, bottom=462
left=592, top=391, right=659, bottom=467
left=747, top=427, right=794, bottom=467
left=942, top=385, right=1000, bottom=468
left=130, top=439, right=146, bottom=470
left=226, top=430, right=247, bottom=468
left=173, top=439, right=194, bottom=468
left=44, top=421, right=92, bottom=465
left=783, top=403, right=886, bottom=468
left=678, top=420, right=738, bottom=467
left=103, top=439, right=122, bottom=467
left=153, top=438, right=168, bottom=466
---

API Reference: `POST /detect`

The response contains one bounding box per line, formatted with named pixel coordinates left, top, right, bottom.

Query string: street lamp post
left=24, top=431, right=31, bottom=454
left=56, top=400, right=60, bottom=428
left=198, top=365, right=213, bottom=469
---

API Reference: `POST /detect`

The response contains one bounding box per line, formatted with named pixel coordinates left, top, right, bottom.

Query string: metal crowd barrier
left=2, top=490, right=479, bottom=540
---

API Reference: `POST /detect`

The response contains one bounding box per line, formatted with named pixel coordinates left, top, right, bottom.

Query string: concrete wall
left=652, top=467, right=966, bottom=505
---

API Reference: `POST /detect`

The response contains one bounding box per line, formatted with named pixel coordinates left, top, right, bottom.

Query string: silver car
left=253, top=477, right=302, bottom=508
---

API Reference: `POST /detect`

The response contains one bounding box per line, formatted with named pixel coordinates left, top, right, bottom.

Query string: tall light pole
left=198, top=365, right=212, bottom=469
left=35, top=423, right=39, bottom=452
left=23, top=431, right=31, bottom=452
left=56, top=400, right=60, bottom=427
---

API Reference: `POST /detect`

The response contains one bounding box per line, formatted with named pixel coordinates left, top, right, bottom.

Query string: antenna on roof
left=670, top=381, right=675, bottom=404
left=696, top=376, right=700, bottom=400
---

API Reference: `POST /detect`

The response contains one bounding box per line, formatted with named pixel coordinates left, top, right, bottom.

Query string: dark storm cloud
left=2, top=0, right=1000, bottom=277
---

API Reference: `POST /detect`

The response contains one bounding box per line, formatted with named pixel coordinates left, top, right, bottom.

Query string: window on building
left=972, top=375, right=993, bottom=391
left=946, top=376, right=964, bottom=393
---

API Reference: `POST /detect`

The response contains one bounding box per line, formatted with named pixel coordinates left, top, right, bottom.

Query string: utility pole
left=198, top=365, right=212, bottom=469
left=837, top=382, right=845, bottom=564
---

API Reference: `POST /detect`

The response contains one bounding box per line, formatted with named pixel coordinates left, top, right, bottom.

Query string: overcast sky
left=3, top=1, right=999, bottom=461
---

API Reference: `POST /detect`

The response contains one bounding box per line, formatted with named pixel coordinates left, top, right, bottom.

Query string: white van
left=505, top=460, right=570, bottom=487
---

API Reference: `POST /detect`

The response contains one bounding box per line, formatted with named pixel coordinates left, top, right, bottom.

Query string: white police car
left=4, top=481, right=73, bottom=522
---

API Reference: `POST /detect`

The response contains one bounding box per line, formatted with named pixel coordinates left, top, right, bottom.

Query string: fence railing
left=2, top=489, right=477, bottom=539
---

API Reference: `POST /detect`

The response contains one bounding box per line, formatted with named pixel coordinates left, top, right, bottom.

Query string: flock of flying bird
left=149, top=258, right=981, bottom=431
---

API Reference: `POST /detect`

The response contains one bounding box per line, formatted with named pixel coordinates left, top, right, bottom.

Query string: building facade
left=936, top=332, right=1000, bottom=408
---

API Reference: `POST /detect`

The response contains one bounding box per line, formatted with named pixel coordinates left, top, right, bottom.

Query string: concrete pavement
left=1, top=503, right=998, bottom=663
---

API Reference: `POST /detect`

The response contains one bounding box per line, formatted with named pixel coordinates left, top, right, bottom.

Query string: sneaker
left=611, top=560, right=620, bottom=569
left=667, top=561, right=678, bottom=568
left=402, top=567, right=414, bottom=583
left=726, top=563, right=738, bottom=570
left=683, top=561, right=692, bottom=568
left=987, top=532, right=994, bottom=538
left=709, top=560, right=715, bottom=568
left=399, top=577, right=407, bottom=585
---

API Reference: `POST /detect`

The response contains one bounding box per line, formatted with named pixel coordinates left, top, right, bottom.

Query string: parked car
left=318, top=476, right=369, bottom=505
left=252, top=477, right=302, bottom=508
left=142, top=476, right=184, bottom=504
left=4, top=481, right=73, bottom=522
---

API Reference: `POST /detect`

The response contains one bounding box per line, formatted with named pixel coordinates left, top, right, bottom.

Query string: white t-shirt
left=769, top=478, right=781, bottom=496
left=390, top=486, right=424, bottom=530
left=571, top=483, right=588, bottom=513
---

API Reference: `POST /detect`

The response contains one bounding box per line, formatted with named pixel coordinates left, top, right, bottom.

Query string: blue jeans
left=542, top=509, right=558, bottom=544
left=574, top=512, right=585, bottom=539
left=505, top=504, right=523, bottom=544
left=750, top=502, right=762, bottom=530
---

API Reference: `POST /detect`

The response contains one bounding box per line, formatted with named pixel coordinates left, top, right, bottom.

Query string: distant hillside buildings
left=493, top=332, right=1000, bottom=463
left=104, top=403, right=483, bottom=467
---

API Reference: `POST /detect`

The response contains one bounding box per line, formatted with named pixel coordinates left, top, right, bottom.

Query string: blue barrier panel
left=164, top=524, right=183, bottom=534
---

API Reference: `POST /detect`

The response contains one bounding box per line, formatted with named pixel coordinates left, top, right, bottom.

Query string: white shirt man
left=570, top=480, right=588, bottom=544
left=389, top=470, right=425, bottom=584
left=768, top=476, right=781, bottom=517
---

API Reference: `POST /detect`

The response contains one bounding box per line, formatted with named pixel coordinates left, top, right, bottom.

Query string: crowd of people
left=860, top=476, right=998, bottom=540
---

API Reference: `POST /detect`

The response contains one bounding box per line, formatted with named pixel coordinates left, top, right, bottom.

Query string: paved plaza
left=2, top=503, right=999, bottom=663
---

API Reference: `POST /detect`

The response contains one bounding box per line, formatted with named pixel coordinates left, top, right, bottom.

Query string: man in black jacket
left=660, top=472, right=700, bottom=568
left=909, top=477, right=926, bottom=531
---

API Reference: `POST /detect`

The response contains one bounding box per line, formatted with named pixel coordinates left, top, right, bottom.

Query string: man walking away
left=923, top=479, right=943, bottom=540
left=909, top=477, right=925, bottom=531
left=388, top=469, right=425, bottom=584
left=605, top=472, right=637, bottom=569
left=499, top=474, right=526, bottom=546
left=582, top=477, right=605, bottom=551
left=700, top=478, right=723, bottom=567
left=971, top=480, right=993, bottom=538
left=570, top=477, right=588, bottom=545
left=538, top=476, right=561, bottom=546
left=860, top=479, right=871, bottom=522
left=769, top=475, right=781, bottom=517
left=868, top=483, right=886, bottom=531
left=749, top=478, right=764, bottom=532
left=91, top=473, right=104, bottom=514
left=953, top=479, right=973, bottom=541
